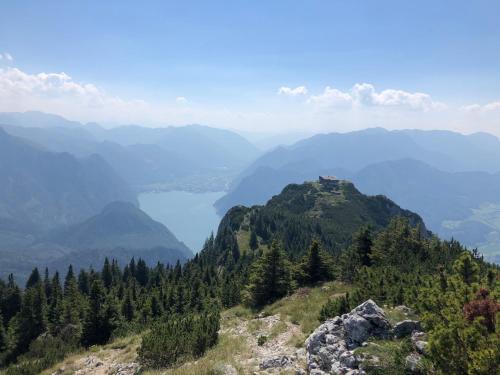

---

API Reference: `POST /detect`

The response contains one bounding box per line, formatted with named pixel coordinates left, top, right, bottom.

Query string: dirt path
left=220, top=313, right=306, bottom=374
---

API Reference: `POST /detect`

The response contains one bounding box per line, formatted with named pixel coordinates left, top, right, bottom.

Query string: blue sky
left=1, top=0, right=499, bottom=134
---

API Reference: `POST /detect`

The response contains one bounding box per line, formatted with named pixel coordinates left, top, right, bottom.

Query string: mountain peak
left=215, top=178, right=427, bottom=259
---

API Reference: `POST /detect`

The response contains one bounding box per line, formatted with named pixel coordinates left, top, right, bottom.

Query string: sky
left=0, top=0, right=499, bottom=135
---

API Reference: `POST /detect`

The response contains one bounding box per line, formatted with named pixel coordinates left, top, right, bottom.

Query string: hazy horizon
left=1, top=1, right=499, bottom=135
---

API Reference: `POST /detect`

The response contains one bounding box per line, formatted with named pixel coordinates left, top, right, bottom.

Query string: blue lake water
left=138, top=190, right=224, bottom=253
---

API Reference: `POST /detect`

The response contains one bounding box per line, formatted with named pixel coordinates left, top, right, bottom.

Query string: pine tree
left=102, top=257, right=113, bottom=289
left=249, top=230, right=259, bottom=250
left=150, top=292, right=163, bottom=318
left=0, top=313, right=7, bottom=358
left=11, top=282, right=47, bottom=357
left=136, top=259, right=149, bottom=287
left=452, top=252, right=480, bottom=286
left=298, top=240, right=333, bottom=285
left=77, top=269, right=90, bottom=295
left=64, top=265, right=76, bottom=295
left=26, top=267, right=41, bottom=289
left=82, top=279, right=108, bottom=346
left=352, top=226, right=373, bottom=266
left=43, top=267, right=52, bottom=302
left=121, top=289, right=135, bottom=322
left=48, top=272, right=64, bottom=333
left=1, top=276, right=21, bottom=325
left=63, top=266, right=82, bottom=327
left=244, top=240, right=292, bottom=307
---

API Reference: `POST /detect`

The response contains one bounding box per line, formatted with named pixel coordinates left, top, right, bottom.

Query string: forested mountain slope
left=213, top=177, right=427, bottom=260
left=47, top=201, right=191, bottom=255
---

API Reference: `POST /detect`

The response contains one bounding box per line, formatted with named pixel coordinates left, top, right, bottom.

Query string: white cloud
left=278, top=86, right=308, bottom=96
left=0, top=67, right=150, bottom=122
left=308, top=86, right=352, bottom=107
left=0, top=68, right=100, bottom=97
left=461, top=101, right=500, bottom=113
left=176, top=96, right=188, bottom=104
left=0, top=65, right=498, bottom=136
left=308, top=83, right=445, bottom=111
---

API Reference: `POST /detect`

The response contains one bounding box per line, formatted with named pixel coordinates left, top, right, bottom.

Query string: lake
left=138, top=190, right=225, bottom=253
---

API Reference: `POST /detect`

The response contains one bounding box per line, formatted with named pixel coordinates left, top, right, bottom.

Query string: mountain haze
left=0, top=128, right=137, bottom=232
left=0, top=111, right=260, bottom=191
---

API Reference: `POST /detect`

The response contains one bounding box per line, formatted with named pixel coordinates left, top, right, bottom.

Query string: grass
left=354, top=338, right=408, bottom=373
left=269, top=320, right=288, bottom=339
left=262, top=281, right=353, bottom=334
left=236, top=229, right=252, bottom=254
left=247, top=319, right=264, bottom=333
left=384, top=307, right=419, bottom=326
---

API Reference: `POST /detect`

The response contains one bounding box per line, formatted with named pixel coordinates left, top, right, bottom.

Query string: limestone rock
left=259, top=355, right=294, bottom=370
left=343, top=314, right=372, bottom=345
left=110, top=362, right=141, bottom=375
left=305, top=299, right=389, bottom=374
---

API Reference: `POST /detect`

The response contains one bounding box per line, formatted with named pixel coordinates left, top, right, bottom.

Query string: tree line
left=0, top=257, right=221, bottom=373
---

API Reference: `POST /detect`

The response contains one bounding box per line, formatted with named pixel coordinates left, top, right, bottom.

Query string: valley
left=138, top=190, right=224, bottom=252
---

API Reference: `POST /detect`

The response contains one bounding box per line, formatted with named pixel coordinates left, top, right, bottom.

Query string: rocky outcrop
left=305, top=300, right=391, bottom=375
left=393, top=320, right=422, bottom=338
left=306, top=300, right=429, bottom=375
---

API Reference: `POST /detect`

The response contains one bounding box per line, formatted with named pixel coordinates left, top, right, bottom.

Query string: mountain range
left=0, top=111, right=260, bottom=191
left=2, top=110, right=500, bottom=276
left=0, top=128, right=136, bottom=233
left=0, top=122, right=193, bottom=281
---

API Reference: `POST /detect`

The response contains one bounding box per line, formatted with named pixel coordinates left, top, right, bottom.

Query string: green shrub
left=138, top=309, right=220, bottom=368
left=318, top=294, right=350, bottom=322
left=257, top=335, right=267, bottom=346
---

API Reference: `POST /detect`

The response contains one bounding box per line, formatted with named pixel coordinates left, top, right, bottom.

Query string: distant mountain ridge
left=0, top=111, right=82, bottom=128
left=233, top=128, right=500, bottom=189
left=47, top=201, right=191, bottom=254
left=0, top=201, right=192, bottom=281
left=0, top=128, right=137, bottom=232
left=0, top=111, right=260, bottom=191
